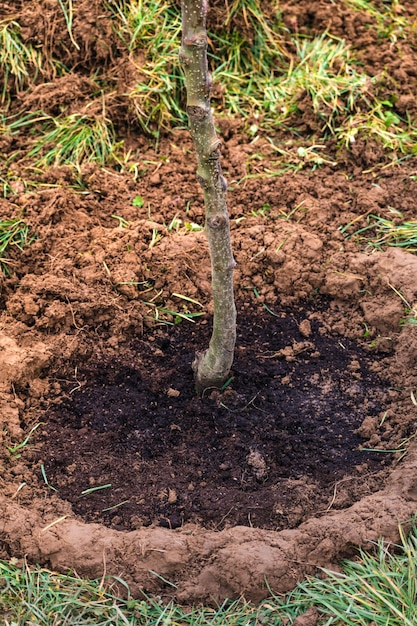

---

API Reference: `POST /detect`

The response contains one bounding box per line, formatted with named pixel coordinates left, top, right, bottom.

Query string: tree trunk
left=180, top=0, right=236, bottom=395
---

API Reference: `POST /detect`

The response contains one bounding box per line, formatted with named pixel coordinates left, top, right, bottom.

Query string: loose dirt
left=1, top=0, right=417, bottom=605
left=40, top=300, right=393, bottom=532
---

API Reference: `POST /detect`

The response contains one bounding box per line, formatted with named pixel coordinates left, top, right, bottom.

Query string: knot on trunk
left=184, top=33, right=207, bottom=48
left=187, top=105, right=208, bottom=120
left=208, top=215, right=227, bottom=229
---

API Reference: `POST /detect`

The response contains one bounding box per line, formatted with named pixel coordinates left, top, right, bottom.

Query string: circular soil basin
left=2, top=291, right=417, bottom=602
left=40, top=302, right=395, bottom=533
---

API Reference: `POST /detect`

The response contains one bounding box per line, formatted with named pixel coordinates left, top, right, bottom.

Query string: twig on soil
left=69, top=367, right=82, bottom=394
left=215, top=506, right=235, bottom=529
left=65, top=296, right=84, bottom=331
left=11, top=482, right=26, bottom=499
left=320, top=476, right=356, bottom=514
left=40, top=515, right=68, bottom=533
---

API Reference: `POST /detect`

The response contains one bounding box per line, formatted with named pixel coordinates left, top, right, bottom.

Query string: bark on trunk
left=180, top=0, right=236, bottom=395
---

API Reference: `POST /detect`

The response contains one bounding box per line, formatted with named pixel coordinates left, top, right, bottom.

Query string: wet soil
left=41, top=300, right=392, bottom=532
left=1, top=0, right=417, bottom=605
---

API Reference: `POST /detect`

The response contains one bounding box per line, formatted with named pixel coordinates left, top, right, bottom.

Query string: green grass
left=209, top=0, right=287, bottom=119
left=57, top=0, right=80, bottom=51
left=0, top=111, right=51, bottom=196
left=269, top=35, right=369, bottom=127
left=7, top=423, right=42, bottom=458
left=0, top=560, right=292, bottom=625
left=336, top=104, right=417, bottom=155
left=366, top=214, right=417, bottom=252
left=2, top=525, right=417, bottom=624
left=341, top=209, right=417, bottom=253
left=2, top=0, right=416, bottom=169
left=106, top=0, right=287, bottom=133
left=292, top=525, right=417, bottom=625
left=107, top=1, right=372, bottom=140
left=0, top=19, right=64, bottom=106
left=265, top=34, right=417, bottom=154
left=0, top=20, right=44, bottom=103
left=344, top=0, right=409, bottom=42
left=104, top=0, right=417, bottom=156
left=1, top=109, right=120, bottom=192
left=27, top=112, right=122, bottom=168
left=106, top=0, right=185, bottom=133
left=0, top=216, right=34, bottom=275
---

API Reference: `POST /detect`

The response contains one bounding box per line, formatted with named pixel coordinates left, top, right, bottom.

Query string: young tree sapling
left=180, top=0, right=237, bottom=394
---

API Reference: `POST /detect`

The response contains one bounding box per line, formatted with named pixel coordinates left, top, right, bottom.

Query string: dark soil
left=40, top=299, right=392, bottom=532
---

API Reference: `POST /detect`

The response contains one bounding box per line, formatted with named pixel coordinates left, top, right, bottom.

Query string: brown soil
left=1, top=0, right=417, bottom=605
